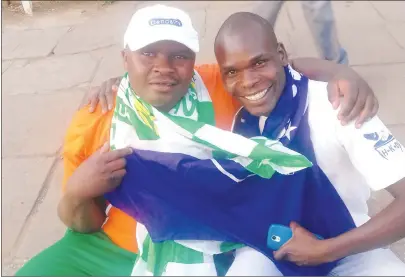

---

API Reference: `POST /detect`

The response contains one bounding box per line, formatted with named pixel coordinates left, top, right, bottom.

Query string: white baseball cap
left=124, top=4, right=199, bottom=53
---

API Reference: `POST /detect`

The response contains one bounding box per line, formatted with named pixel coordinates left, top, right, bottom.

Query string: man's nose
left=241, top=70, right=260, bottom=89
left=153, top=55, right=175, bottom=74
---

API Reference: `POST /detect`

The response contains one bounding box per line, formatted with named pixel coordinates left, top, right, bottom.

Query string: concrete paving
left=2, top=0, right=405, bottom=275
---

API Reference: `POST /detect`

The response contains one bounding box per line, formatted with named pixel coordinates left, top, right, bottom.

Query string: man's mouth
left=150, top=82, right=177, bottom=87
left=243, top=86, right=271, bottom=101
left=149, top=80, right=178, bottom=92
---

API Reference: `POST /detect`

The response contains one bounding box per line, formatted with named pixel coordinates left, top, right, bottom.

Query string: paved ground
left=2, top=0, right=405, bottom=275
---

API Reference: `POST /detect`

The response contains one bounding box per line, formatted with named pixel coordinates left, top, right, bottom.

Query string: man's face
left=215, top=33, right=288, bottom=117
left=123, top=40, right=196, bottom=112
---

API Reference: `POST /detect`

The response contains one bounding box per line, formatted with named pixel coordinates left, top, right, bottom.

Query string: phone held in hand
left=267, top=224, right=323, bottom=251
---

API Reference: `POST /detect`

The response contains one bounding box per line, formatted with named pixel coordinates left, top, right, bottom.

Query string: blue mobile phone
left=267, top=224, right=293, bottom=251
left=267, top=224, right=323, bottom=251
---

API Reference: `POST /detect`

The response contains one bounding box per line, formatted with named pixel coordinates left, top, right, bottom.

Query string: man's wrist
left=332, top=66, right=360, bottom=82
left=321, top=237, right=347, bottom=263
left=65, top=176, right=99, bottom=201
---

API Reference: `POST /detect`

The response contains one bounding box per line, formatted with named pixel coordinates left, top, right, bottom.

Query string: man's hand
left=327, top=69, right=379, bottom=129
left=80, top=77, right=121, bottom=114
left=290, top=58, right=379, bottom=129
left=66, top=142, right=133, bottom=199
left=273, top=222, right=332, bottom=266
left=58, top=142, right=133, bottom=233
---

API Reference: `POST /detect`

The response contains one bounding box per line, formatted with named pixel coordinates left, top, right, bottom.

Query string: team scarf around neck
left=104, top=70, right=316, bottom=276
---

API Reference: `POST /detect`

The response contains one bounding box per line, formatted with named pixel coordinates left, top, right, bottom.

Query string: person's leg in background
left=329, top=248, right=405, bottom=276
left=15, top=229, right=137, bottom=276
left=253, top=0, right=348, bottom=65
left=301, top=0, right=349, bottom=65
left=252, top=1, right=285, bottom=27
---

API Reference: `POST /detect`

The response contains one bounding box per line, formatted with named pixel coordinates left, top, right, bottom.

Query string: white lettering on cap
left=149, top=18, right=183, bottom=27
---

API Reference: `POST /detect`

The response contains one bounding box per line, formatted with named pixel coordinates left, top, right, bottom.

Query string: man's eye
left=255, top=60, right=266, bottom=66
left=142, top=52, right=155, bottom=57
left=174, top=55, right=186, bottom=60
left=227, top=70, right=236, bottom=76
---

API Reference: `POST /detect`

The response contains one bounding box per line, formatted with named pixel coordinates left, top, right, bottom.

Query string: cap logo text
left=149, top=18, right=182, bottom=27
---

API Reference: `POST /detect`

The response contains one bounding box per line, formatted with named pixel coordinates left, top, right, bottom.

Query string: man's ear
left=121, top=49, right=129, bottom=71
left=277, top=42, right=289, bottom=66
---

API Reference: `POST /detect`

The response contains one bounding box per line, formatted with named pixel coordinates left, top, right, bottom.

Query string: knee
left=371, top=261, right=405, bottom=276
left=335, top=249, right=405, bottom=276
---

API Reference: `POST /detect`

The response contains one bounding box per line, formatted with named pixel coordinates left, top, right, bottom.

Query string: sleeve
left=194, top=63, right=220, bottom=91
left=195, top=63, right=241, bottom=131
left=62, top=110, right=88, bottom=192
left=335, top=115, right=405, bottom=191
left=62, top=105, right=113, bottom=192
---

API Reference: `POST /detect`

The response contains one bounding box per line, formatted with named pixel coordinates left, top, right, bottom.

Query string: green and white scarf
left=109, top=71, right=312, bottom=276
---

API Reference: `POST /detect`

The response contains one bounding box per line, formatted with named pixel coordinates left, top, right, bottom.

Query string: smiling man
left=214, top=12, right=405, bottom=276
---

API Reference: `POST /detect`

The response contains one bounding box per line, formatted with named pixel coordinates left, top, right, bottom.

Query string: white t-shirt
left=306, top=80, right=405, bottom=226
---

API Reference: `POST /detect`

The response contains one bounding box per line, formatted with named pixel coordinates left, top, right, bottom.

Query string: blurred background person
left=254, top=0, right=348, bottom=65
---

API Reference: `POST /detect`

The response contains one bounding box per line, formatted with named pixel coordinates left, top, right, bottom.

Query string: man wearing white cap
left=16, top=4, right=378, bottom=276
left=16, top=5, right=230, bottom=276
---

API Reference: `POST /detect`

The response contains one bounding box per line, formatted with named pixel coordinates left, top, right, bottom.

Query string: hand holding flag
left=66, top=142, right=133, bottom=199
